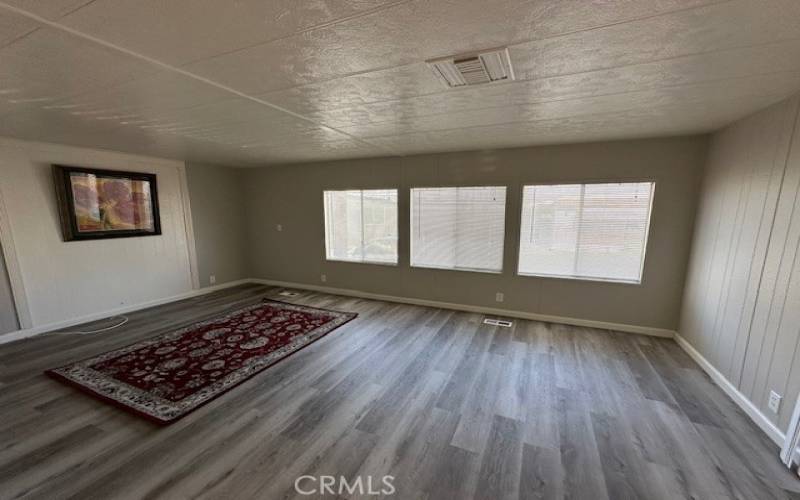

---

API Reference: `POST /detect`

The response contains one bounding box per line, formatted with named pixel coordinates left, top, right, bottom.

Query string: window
left=410, top=186, right=506, bottom=272
left=518, top=182, right=654, bottom=283
left=324, top=189, right=398, bottom=264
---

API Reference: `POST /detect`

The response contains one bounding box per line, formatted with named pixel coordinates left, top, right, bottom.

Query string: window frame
left=515, top=179, right=656, bottom=285
left=409, top=185, right=508, bottom=274
left=322, top=188, right=399, bottom=266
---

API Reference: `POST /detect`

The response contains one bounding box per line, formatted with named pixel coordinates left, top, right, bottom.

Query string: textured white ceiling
left=0, top=0, right=799, bottom=166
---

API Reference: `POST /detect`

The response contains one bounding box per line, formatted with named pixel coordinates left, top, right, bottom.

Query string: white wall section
left=0, top=137, right=195, bottom=329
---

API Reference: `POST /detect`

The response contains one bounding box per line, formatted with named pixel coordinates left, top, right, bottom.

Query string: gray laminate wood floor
left=1, top=283, right=799, bottom=499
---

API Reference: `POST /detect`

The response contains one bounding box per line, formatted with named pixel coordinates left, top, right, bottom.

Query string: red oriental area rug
left=46, top=300, right=356, bottom=424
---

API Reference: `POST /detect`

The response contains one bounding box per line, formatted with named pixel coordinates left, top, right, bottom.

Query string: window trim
left=515, top=180, right=656, bottom=285
left=323, top=188, right=399, bottom=266
left=409, top=185, right=507, bottom=274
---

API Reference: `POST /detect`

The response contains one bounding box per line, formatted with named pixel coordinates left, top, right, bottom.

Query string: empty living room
left=2, top=1, right=800, bottom=499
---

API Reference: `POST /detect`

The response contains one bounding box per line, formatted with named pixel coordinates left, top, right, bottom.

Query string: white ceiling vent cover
left=428, top=48, right=515, bottom=88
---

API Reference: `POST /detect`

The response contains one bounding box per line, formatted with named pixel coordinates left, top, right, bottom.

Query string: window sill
left=325, top=258, right=398, bottom=267
left=517, top=271, right=642, bottom=285
left=410, top=264, right=502, bottom=275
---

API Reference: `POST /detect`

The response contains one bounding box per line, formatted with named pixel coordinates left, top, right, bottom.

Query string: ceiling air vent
left=427, top=48, right=515, bottom=88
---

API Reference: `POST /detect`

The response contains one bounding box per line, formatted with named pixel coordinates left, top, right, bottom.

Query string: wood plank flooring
left=1, top=283, right=799, bottom=499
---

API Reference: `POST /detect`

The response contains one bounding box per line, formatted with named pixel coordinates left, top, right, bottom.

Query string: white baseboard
left=252, top=278, right=676, bottom=338
left=674, top=333, right=800, bottom=465
left=0, top=279, right=252, bottom=345
left=0, top=277, right=676, bottom=346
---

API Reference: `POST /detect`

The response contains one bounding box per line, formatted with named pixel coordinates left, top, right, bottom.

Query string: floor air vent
left=428, top=47, right=515, bottom=88
left=483, top=318, right=513, bottom=328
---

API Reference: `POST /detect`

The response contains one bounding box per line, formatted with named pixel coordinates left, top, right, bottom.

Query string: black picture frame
left=53, top=164, right=162, bottom=241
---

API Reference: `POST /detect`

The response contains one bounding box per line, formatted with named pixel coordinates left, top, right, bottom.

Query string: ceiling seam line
left=318, top=69, right=800, bottom=128
left=0, top=1, right=403, bottom=158
left=258, top=34, right=800, bottom=109
left=58, top=0, right=101, bottom=19
left=508, top=0, right=735, bottom=47
left=0, top=25, right=39, bottom=49
left=177, top=0, right=415, bottom=67
left=183, top=0, right=731, bottom=74
left=352, top=91, right=791, bottom=140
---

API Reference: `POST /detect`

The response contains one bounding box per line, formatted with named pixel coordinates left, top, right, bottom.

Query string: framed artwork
left=53, top=165, right=161, bottom=241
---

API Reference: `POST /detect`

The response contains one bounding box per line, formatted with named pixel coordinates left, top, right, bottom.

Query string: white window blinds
left=324, top=189, right=398, bottom=264
left=518, top=182, right=654, bottom=283
left=410, top=186, right=506, bottom=272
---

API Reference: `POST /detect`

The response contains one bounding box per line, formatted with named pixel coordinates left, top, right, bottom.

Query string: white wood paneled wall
left=680, top=94, right=800, bottom=431
left=0, top=138, right=196, bottom=330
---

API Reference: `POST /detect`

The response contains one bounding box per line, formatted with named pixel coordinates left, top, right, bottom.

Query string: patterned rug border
left=45, top=299, right=357, bottom=425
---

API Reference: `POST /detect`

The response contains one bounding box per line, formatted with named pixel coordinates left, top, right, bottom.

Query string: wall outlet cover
left=321, top=274, right=327, bottom=283
left=209, top=275, right=216, bottom=285
left=768, top=391, right=782, bottom=413
left=495, top=292, right=504, bottom=302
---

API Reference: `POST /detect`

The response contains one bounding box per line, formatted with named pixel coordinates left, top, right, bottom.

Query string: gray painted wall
left=680, top=94, right=800, bottom=431
left=243, top=136, right=708, bottom=330
left=0, top=241, right=18, bottom=334
left=186, top=162, right=248, bottom=287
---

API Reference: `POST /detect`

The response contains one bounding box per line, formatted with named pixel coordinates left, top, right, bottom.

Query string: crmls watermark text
left=294, top=475, right=396, bottom=496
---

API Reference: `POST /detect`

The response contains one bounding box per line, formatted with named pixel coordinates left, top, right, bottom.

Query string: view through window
left=518, top=182, right=654, bottom=283
left=323, top=189, right=398, bottom=264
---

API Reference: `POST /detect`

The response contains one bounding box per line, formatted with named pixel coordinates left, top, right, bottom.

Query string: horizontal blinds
left=518, top=182, right=654, bottom=283
left=324, top=189, right=398, bottom=264
left=411, top=186, right=506, bottom=272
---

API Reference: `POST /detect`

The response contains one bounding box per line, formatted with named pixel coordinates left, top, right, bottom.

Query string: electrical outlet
left=321, top=274, right=327, bottom=283
left=276, top=224, right=283, bottom=232
left=768, top=391, right=782, bottom=413
left=495, top=292, right=504, bottom=303
left=209, top=275, right=216, bottom=285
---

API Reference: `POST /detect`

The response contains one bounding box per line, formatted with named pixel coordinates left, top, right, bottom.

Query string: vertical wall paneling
left=680, top=94, right=800, bottom=432
left=0, top=235, right=19, bottom=334
left=0, top=150, right=33, bottom=329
